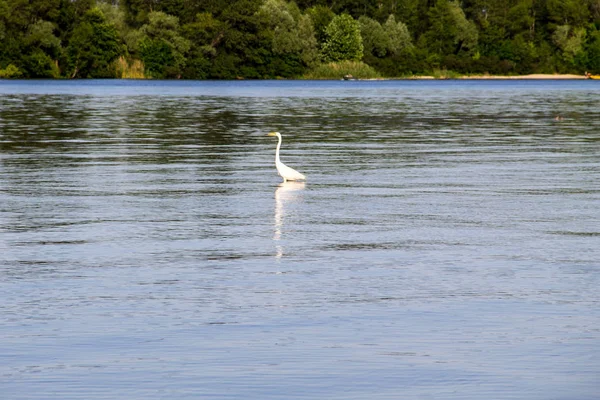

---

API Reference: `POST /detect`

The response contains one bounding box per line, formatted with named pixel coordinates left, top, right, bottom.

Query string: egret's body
left=267, top=132, right=306, bottom=182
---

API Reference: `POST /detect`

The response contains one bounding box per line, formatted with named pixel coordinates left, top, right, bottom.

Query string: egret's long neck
left=275, top=135, right=282, bottom=164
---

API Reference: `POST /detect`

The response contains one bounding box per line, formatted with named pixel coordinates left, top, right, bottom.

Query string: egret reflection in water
left=274, top=181, right=306, bottom=259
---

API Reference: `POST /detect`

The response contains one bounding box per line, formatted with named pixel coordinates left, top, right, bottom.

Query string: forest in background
left=1, top=0, right=600, bottom=79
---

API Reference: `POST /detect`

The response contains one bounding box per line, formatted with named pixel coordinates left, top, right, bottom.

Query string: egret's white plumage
left=267, top=131, right=306, bottom=182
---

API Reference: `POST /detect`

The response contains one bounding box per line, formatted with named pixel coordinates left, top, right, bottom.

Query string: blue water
left=1, top=79, right=599, bottom=399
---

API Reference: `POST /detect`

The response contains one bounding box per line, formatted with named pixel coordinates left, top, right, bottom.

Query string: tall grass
left=114, top=56, right=146, bottom=79
left=303, top=60, right=381, bottom=80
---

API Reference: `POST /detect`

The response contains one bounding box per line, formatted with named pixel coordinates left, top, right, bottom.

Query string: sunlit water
left=1, top=79, right=599, bottom=399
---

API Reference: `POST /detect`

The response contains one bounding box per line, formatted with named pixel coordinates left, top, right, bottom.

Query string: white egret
left=267, top=131, right=306, bottom=182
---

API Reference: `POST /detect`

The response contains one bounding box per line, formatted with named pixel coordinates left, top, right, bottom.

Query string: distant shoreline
left=1, top=73, right=592, bottom=81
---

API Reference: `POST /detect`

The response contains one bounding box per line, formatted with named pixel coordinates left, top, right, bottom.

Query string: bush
left=303, top=60, right=380, bottom=79
left=22, top=50, right=60, bottom=78
left=430, top=68, right=461, bottom=79
left=140, top=38, right=175, bottom=78
left=0, top=64, right=23, bottom=78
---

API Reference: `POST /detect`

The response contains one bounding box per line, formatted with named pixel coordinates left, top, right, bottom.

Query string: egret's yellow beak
left=267, top=132, right=277, bottom=136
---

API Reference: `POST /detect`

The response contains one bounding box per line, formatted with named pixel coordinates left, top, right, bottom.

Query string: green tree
left=97, top=2, right=141, bottom=56
left=297, top=14, right=320, bottom=67
left=120, top=0, right=158, bottom=26
left=56, top=0, right=94, bottom=40
left=22, top=20, right=61, bottom=77
left=25, top=20, right=60, bottom=51
left=359, top=16, right=389, bottom=57
left=546, top=0, right=590, bottom=27
left=211, top=0, right=272, bottom=79
left=383, top=14, right=412, bottom=55
left=0, top=0, right=67, bottom=76
left=258, top=0, right=299, bottom=54
left=3, top=0, right=61, bottom=28
left=182, top=12, right=227, bottom=78
left=1, top=0, right=598, bottom=79
left=498, top=33, right=538, bottom=73
left=422, top=0, right=478, bottom=56
left=257, top=0, right=319, bottom=69
left=66, top=7, right=122, bottom=78
left=552, top=25, right=586, bottom=65
left=138, top=11, right=190, bottom=78
left=327, top=0, right=377, bottom=19
left=322, top=13, right=363, bottom=62
left=591, top=0, right=600, bottom=24
left=306, top=5, right=334, bottom=46
left=506, top=0, right=535, bottom=38
left=585, top=29, right=600, bottom=72
left=0, top=0, right=8, bottom=43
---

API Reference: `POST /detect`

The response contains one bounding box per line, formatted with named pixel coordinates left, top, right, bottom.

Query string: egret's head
left=267, top=131, right=280, bottom=137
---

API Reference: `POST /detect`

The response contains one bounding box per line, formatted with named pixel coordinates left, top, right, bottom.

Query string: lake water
left=1, top=79, right=599, bottom=399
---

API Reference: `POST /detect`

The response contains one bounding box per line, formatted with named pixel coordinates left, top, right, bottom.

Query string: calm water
left=1, top=79, right=599, bottom=399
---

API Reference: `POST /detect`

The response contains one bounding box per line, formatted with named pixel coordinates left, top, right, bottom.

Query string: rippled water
left=1, top=79, right=599, bottom=399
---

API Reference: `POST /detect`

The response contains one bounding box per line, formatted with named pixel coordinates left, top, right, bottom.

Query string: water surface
left=1, top=79, right=599, bottom=399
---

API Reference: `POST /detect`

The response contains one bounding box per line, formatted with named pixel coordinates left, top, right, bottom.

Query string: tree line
left=1, top=0, right=599, bottom=79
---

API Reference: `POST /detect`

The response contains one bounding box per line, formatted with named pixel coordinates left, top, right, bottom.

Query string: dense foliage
left=1, top=0, right=599, bottom=78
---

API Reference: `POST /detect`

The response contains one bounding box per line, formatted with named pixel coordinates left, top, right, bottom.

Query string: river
left=1, top=79, right=599, bottom=399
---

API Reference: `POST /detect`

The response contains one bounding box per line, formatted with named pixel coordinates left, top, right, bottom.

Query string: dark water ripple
left=1, top=80, right=599, bottom=399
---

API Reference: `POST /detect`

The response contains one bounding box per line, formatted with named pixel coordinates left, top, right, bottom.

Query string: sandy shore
left=461, top=74, right=586, bottom=80
left=395, top=73, right=587, bottom=80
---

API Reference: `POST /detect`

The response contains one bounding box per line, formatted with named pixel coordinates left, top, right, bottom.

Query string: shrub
left=0, top=64, right=23, bottom=78
left=303, top=60, right=380, bottom=79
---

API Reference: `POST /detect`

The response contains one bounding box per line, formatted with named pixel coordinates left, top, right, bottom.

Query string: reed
left=114, top=56, right=146, bottom=79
